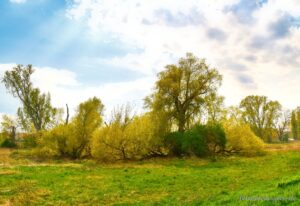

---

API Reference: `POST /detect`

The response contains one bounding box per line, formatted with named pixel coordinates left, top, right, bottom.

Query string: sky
left=0, top=0, right=299, bottom=118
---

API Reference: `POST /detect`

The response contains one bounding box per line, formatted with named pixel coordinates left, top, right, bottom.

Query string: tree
left=68, top=97, right=104, bottom=158
left=35, top=97, right=104, bottom=159
left=1, top=115, right=18, bottom=144
left=291, top=111, right=298, bottom=139
left=145, top=53, right=222, bottom=132
left=205, top=94, right=225, bottom=123
left=239, top=95, right=282, bottom=142
left=291, top=107, right=300, bottom=140
left=223, top=106, right=243, bottom=123
left=2, top=65, right=57, bottom=131
left=274, top=110, right=290, bottom=141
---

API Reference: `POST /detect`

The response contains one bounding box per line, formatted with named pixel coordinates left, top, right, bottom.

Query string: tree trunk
left=65, top=104, right=69, bottom=125
left=178, top=113, right=185, bottom=132
left=10, top=126, right=16, bottom=143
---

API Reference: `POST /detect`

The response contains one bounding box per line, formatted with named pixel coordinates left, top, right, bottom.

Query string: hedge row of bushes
left=32, top=121, right=264, bottom=161
left=2, top=98, right=265, bottom=160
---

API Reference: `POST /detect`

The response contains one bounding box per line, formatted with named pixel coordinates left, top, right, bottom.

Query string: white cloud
left=9, top=0, right=27, bottom=4
left=66, top=0, right=300, bottom=109
left=1, top=0, right=300, bottom=120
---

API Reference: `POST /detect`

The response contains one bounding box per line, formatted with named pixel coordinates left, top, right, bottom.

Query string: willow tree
left=69, top=97, right=104, bottom=158
left=145, top=53, right=222, bottom=132
left=2, top=64, right=57, bottom=131
left=240, top=95, right=282, bottom=142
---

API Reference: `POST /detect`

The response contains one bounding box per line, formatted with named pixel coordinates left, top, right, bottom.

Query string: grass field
left=0, top=145, right=300, bottom=205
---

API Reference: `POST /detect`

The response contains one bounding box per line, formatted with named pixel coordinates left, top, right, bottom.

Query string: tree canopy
left=240, top=95, right=282, bottom=142
left=2, top=65, right=57, bottom=131
left=145, top=53, right=222, bottom=132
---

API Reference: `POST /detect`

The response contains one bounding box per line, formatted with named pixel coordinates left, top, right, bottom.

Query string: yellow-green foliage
left=0, top=132, right=8, bottom=145
left=68, top=97, right=103, bottom=158
left=36, top=97, right=104, bottom=159
left=223, top=119, right=264, bottom=156
left=92, top=111, right=166, bottom=161
left=35, top=124, right=71, bottom=158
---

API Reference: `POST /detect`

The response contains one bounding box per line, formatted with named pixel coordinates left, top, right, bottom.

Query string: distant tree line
left=0, top=53, right=297, bottom=160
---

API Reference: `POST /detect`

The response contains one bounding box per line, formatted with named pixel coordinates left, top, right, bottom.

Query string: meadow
left=1, top=144, right=300, bottom=206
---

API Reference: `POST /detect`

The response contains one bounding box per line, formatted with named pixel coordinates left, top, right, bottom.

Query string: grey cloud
left=244, top=55, right=257, bottom=62
left=249, top=36, right=271, bottom=50
left=227, top=62, right=248, bottom=71
left=142, top=8, right=203, bottom=27
left=237, top=74, right=254, bottom=84
left=207, top=28, right=227, bottom=41
left=236, top=73, right=257, bottom=89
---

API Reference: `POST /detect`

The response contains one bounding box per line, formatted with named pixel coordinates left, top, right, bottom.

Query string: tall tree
left=145, top=53, right=222, bottom=132
left=240, top=95, right=282, bottom=142
left=2, top=64, right=57, bottom=131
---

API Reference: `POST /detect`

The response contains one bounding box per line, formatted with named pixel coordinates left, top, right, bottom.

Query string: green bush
left=282, top=133, right=289, bottom=142
left=165, top=124, right=226, bottom=157
left=182, top=127, right=206, bottom=156
left=1, top=138, right=17, bottom=148
left=165, top=132, right=185, bottom=156
left=203, top=124, right=227, bottom=154
left=0, top=133, right=5, bottom=145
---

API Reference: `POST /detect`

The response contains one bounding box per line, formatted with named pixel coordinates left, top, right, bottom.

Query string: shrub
left=186, top=124, right=226, bottom=156
left=165, top=124, right=226, bottom=157
left=222, top=119, right=264, bottom=156
left=19, top=133, right=40, bottom=148
left=165, top=132, right=185, bottom=156
left=182, top=127, right=206, bottom=156
left=35, top=97, right=104, bottom=159
left=1, top=138, right=17, bottom=148
left=92, top=110, right=166, bottom=161
left=34, top=124, right=71, bottom=158
left=0, top=132, right=16, bottom=148
left=0, top=132, right=7, bottom=145
left=204, top=124, right=227, bottom=154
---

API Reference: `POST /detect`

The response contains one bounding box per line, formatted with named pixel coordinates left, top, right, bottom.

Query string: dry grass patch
left=0, top=170, right=18, bottom=175
left=265, top=141, right=300, bottom=152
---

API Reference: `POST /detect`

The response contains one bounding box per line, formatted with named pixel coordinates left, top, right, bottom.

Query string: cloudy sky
left=0, top=0, right=299, bottom=117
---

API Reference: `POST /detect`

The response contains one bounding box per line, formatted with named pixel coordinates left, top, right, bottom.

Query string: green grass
left=0, top=150, right=300, bottom=205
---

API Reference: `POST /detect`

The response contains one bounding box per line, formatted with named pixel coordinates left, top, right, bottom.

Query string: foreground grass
left=0, top=148, right=300, bottom=205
